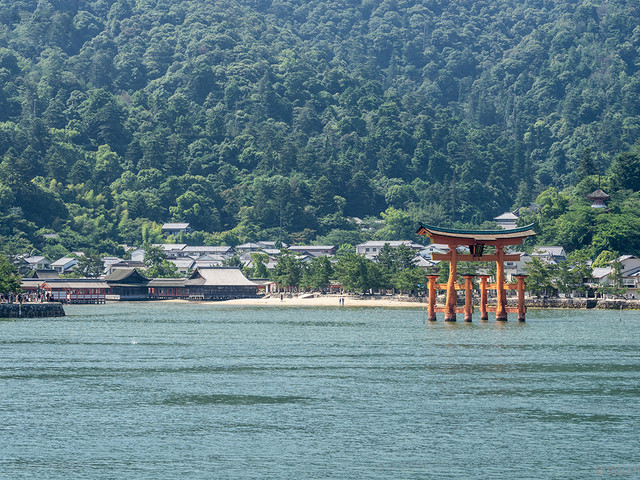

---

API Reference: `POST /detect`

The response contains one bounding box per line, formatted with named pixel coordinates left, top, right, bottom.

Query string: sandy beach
left=158, top=295, right=640, bottom=310
left=162, top=294, right=428, bottom=308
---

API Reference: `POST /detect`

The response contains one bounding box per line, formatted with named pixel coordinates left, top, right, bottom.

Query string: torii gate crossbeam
left=417, top=223, right=536, bottom=322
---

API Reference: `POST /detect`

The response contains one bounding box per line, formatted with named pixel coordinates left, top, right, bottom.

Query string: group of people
left=1, top=292, right=53, bottom=304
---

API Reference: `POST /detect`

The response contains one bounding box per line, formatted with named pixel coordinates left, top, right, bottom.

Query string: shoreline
left=160, top=295, right=422, bottom=308
left=157, top=295, right=640, bottom=310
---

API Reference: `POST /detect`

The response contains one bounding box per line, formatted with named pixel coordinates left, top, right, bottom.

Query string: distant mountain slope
left=1, top=0, right=639, bottom=253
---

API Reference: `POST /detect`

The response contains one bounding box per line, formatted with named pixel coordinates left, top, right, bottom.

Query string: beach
left=160, top=294, right=640, bottom=310
left=162, top=294, right=428, bottom=308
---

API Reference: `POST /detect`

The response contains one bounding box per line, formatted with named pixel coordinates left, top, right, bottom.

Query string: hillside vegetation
left=1, top=0, right=640, bottom=258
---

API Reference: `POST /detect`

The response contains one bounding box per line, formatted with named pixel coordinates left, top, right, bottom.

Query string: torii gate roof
left=416, top=223, right=536, bottom=246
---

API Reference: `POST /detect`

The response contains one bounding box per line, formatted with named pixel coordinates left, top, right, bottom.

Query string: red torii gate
left=416, top=223, right=536, bottom=322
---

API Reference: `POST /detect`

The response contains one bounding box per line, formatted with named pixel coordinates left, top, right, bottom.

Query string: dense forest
left=1, top=0, right=640, bottom=260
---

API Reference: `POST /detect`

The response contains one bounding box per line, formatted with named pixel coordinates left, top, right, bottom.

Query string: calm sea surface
left=1, top=303, right=639, bottom=479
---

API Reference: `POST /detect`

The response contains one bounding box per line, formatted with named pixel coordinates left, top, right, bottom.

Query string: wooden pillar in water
left=478, top=275, right=490, bottom=321
left=515, top=275, right=527, bottom=322
left=463, top=275, right=474, bottom=322
left=426, top=275, right=439, bottom=322
left=495, top=246, right=508, bottom=321
left=444, top=246, right=458, bottom=322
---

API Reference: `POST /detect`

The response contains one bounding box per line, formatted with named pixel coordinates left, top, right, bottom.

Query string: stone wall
left=348, top=294, right=640, bottom=310
left=595, top=299, right=640, bottom=310
left=524, top=298, right=593, bottom=309
left=0, top=303, right=66, bottom=318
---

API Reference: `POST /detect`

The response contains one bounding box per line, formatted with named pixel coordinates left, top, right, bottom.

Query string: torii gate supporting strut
left=417, top=224, right=536, bottom=322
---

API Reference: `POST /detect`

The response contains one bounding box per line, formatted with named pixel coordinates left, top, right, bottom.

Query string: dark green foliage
left=272, top=250, right=302, bottom=290
left=0, top=0, right=640, bottom=256
left=301, top=256, right=334, bottom=290
left=0, top=254, right=21, bottom=294
left=72, top=249, right=105, bottom=278
left=609, top=148, right=640, bottom=192
left=334, top=245, right=423, bottom=293
left=144, top=243, right=181, bottom=278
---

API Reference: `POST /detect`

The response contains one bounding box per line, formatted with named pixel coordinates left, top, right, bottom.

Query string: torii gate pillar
left=426, top=275, right=439, bottom=322
left=462, top=275, right=475, bottom=322
left=495, top=246, right=508, bottom=321
left=417, top=223, right=536, bottom=323
left=478, top=275, right=490, bottom=321
left=515, top=275, right=527, bottom=322
left=444, top=246, right=458, bottom=322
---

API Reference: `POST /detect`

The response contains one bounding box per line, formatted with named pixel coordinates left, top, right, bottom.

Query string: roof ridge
left=418, top=223, right=535, bottom=235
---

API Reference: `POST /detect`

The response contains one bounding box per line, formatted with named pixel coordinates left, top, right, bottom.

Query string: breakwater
left=0, top=303, right=65, bottom=318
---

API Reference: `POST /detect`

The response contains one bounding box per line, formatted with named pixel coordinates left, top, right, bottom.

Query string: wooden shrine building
left=416, top=223, right=536, bottom=322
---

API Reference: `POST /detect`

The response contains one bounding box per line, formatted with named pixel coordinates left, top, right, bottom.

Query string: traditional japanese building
left=161, top=223, right=192, bottom=235
left=586, top=188, right=611, bottom=209
left=185, top=267, right=258, bottom=300
left=355, top=240, right=424, bottom=259
left=147, top=278, right=189, bottom=299
left=417, top=223, right=536, bottom=322
left=26, top=279, right=109, bottom=304
left=27, top=269, right=60, bottom=279
left=23, top=256, right=53, bottom=271
left=104, top=269, right=150, bottom=300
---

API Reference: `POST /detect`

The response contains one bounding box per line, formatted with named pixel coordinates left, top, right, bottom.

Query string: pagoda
left=417, top=223, right=536, bottom=322
left=586, top=188, right=610, bottom=209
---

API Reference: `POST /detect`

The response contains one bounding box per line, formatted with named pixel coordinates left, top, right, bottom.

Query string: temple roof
left=417, top=223, right=536, bottom=246
left=186, top=267, right=257, bottom=286
left=104, top=268, right=149, bottom=284
left=29, top=269, right=60, bottom=279
left=494, top=211, right=519, bottom=221
left=586, top=188, right=611, bottom=201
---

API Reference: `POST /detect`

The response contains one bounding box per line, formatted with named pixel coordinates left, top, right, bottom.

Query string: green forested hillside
left=2, top=0, right=640, bottom=257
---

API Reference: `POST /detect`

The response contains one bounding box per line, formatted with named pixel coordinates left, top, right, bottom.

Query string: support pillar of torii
left=417, top=223, right=536, bottom=322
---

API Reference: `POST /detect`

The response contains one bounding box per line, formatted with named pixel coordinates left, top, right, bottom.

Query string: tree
left=334, top=252, right=370, bottom=293
left=3, top=0, right=640, bottom=257
left=555, top=250, right=592, bottom=296
left=375, top=243, right=419, bottom=291
left=393, top=267, right=425, bottom=294
left=222, top=255, right=243, bottom=268
left=141, top=223, right=163, bottom=245
left=272, top=250, right=302, bottom=291
left=93, top=145, right=122, bottom=186
left=302, top=256, right=333, bottom=290
left=0, top=255, right=21, bottom=294
left=436, top=261, right=450, bottom=284
left=576, top=148, right=597, bottom=182
left=375, top=208, right=421, bottom=242
left=170, top=191, right=221, bottom=232
left=609, top=259, right=625, bottom=296
left=593, top=250, right=619, bottom=268
left=525, top=258, right=557, bottom=297
left=145, top=260, right=181, bottom=278
left=143, top=244, right=180, bottom=278
left=334, top=251, right=387, bottom=293
left=73, top=249, right=105, bottom=278
left=596, top=259, right=626, bottom=298
left=609, top=149, right=640, bottom=192
left=249, top=252, right=269, bottom=278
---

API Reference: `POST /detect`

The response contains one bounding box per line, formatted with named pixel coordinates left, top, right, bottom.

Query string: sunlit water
left=1, top=304, right=639, bottom=479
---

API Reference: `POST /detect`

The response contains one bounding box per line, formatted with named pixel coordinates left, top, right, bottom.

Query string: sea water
left=1, top=304, right=639, bottom=479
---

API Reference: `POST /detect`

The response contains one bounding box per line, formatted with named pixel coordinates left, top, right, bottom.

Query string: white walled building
left=355, top=241, right=424, bottom=259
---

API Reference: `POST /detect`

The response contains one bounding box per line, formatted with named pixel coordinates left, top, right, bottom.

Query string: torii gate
left=416, top=223, right=536, bottom=322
